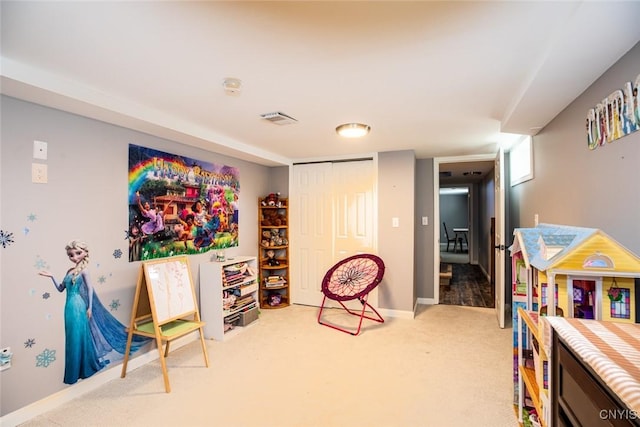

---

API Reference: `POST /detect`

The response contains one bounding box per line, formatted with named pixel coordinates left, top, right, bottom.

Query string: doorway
left=433, top=155, right=501, bottom=313
left=439, top=185, right=470, bottom=265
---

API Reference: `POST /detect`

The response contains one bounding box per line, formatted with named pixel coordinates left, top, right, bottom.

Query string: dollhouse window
left=540, top=283, right=558, bottom=307
left=610, top=288, right=630, bottom=319
left=583, top=253, right=614, bottom=269
left=573, top=287, right=584, bottom=302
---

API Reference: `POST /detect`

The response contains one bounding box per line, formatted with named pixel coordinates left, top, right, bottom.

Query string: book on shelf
left=239, top=282, right=258, bottom=296
left=233, top=295, right=255, bottom=308
left=224, top=271, right=254, bottom=287
left=265, top=275, right=287, bottom=287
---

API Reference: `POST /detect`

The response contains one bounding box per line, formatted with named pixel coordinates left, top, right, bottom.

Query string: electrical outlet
left=0, top=347, right=12, bottom=371
left=392, top=217, right=399, bottom=228
left=32, top=163, right=48, bottom=183
left=422, top=216, right=428, bottom=226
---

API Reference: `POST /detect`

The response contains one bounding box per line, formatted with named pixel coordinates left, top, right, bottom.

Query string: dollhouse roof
left=509, top=223, right=640, bottom=273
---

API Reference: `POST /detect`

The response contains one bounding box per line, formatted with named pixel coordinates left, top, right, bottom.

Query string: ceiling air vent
left=260, top=111, right=298, bottom=125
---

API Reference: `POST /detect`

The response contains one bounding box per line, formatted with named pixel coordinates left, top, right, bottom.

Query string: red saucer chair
left=317, top=253, right=385, bottom=336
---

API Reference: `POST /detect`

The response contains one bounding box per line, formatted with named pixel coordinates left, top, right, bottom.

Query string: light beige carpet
left=19, top=304, right=518, bottom=427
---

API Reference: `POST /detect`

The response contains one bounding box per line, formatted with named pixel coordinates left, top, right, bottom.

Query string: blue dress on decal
left=61, top=273, right=150, bottom=384
left=78, top=276, right=150, bottom=358
left=62, top=273, right=104, bottom=384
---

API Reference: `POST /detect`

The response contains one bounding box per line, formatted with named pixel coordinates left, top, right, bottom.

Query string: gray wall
left=439, top=192, right=469, bottom=244
left=0, top=96, right=271, bottom=416
left=415, top=159, right=435, bottom=300
left=477, top=172, right=495, bottom=275
left=510, top=42, right=640, bottom=256
left=269, top=165, right=290, bottom=198
left=378, top=151, right=416, bottom=311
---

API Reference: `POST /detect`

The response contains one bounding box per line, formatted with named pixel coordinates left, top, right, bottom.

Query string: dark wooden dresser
left=544, top=317, right=640, bottom=426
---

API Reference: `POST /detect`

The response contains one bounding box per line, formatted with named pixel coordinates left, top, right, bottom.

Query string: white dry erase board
left=142, top=256, right=197, bottom=324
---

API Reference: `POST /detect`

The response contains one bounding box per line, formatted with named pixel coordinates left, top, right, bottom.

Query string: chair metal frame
left=443, top=222, right=460, bottom=252
left=317, top=253, right=385, bottom=336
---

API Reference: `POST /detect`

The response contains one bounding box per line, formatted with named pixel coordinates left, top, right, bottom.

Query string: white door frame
left=494, top=147, right=506, bottom=328
left=433, top=153, right=500, bottom=308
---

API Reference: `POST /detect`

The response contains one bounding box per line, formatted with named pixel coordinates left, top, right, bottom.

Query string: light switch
left=422, top=216, right=429, bottom=226
left=32, top=163, right=48, bottom=183
left=392, top=217, right=399, bottom=228
left=33, top=140, right=48, bottom=160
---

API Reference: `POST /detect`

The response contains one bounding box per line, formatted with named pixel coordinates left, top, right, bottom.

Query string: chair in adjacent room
left=317, top=253, right=385, bottom=336
left=443, top=222, right=459, bottom=252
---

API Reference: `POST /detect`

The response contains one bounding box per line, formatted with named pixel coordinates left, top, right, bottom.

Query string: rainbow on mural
left=128, top=144, right=239, bottom=261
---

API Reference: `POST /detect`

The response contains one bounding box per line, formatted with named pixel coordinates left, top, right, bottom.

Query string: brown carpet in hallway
left=440, top=263, right=494, bottom=308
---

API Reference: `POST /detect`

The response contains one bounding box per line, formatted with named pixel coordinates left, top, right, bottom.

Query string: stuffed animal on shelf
left=266, top=249, right=280, bottom=266
left=261, top=230, right=271, bottom=247
left=270, top=228, right=282, bottom=246
left=261, top=209, right=287, bottom=226
left=267, top=291, right=282, bottom=306
left=264, top=192, right=280, bottom=206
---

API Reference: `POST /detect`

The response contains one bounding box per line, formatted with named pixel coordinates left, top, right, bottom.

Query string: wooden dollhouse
left=509, top=223, right=640, bottom=426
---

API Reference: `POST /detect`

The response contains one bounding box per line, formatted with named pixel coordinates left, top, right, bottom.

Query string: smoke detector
left=260, top=111, right=298, bottom=125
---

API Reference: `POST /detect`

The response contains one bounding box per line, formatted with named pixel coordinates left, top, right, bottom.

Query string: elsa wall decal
left=39, top=240, right=150, bottom=384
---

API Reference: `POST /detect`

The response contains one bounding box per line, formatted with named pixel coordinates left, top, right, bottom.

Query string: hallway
left=439, top=263, right=494, bottom=308
left=440, top=247, right=493, bottom=308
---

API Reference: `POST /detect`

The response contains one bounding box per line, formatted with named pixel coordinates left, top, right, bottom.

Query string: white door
left=494, top=148, right=506, bottom=328
left=333, top=161, right=375, bottom=258
left=291, top=163, right=333, bottom=307
left=291, top=160, right=375, bottom=307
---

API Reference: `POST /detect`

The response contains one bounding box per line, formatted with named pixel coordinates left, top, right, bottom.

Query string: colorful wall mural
left=586, top=73, right=640, bottom=149
left=128, top=144, right=240, bottom=261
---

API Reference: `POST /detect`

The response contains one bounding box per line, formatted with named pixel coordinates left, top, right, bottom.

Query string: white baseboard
left=378, top=307, right=415, bottom=319
left=417, top=297, right=435, bottom=305
left=0, top=334, right=198, bottom=427
left=479, top=263, right=491, bottom=282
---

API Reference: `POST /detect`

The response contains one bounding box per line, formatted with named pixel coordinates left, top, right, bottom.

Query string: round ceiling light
left=222, top=77, right=242, bottom=95
left=336, top=123, right=371, bottom=138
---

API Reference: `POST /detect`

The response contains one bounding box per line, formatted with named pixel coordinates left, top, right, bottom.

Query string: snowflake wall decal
left=23, top=227, right=30, bottom=236
left=24, top=338, right=36, bottom=348
left=35, top=348, right=56, bottom=367
left=42, top=292, right=50, bottom=300
left=27, top=213, right=37, bottom=222
left=0, top=230, right=15, bottom=248
left=109, top=299, right=121, bottom=311
left=98, top=275, right=107, bottom=284
left=113, top=248, right=122, bottom=259
left=34, top=256, right=48, bottom=270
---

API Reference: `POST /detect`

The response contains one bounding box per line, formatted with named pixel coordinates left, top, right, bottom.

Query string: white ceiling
left=2, top=2, right=639, bottom=167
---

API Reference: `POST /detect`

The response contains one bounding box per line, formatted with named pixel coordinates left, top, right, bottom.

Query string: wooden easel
left=120, top=256, right=209, bottom=392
